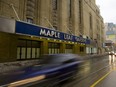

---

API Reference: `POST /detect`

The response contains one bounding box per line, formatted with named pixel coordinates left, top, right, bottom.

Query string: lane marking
left=90, top=70, right=112, bottom=87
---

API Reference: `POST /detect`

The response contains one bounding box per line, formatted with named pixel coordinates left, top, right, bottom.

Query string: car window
left=62, top=59, right=76, bottom=64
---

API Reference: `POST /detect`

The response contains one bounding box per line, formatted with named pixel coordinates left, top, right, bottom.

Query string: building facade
left=105, top=23, right=116, bottom=43
left=104, top=23, right=116, bottom=52
left=0, top=0, right=104, bottom=62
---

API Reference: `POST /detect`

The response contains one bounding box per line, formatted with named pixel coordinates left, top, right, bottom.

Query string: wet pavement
left=1, top=54, right=116, bottom=87
left=95, top=70, right=116, bottom=87
left=94, top=60, right=116, bottom=87
left=21, top=54, right=115, bottom=87
left=63, top=55, right=116, bottom=87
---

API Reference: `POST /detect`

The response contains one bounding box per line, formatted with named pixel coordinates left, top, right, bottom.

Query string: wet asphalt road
left=1, top=55, right=115, bottom=87
left=28, top=54, right=115, bottom=87
left=62, top=55, right=116, bottom=87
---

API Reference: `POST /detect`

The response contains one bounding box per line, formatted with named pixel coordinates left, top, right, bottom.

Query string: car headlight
left=8, top=75, right=46, bottom=87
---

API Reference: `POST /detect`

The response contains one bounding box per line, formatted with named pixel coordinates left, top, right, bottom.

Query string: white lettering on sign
left=40, top=29, right=46, bottom=36
left=40, top=29, right=60, bottom=38
left=75, top=37, right=86, bottom=43
left=64, top=34, right=73, bottom=40
left=75, top=37, right=80, bottom=42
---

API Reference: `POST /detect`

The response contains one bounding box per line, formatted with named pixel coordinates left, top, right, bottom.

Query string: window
left=68, top=0, right=71, bottom=18
left=65, top=44, right=73, bottom=53
left=48, top=42, right=60, bottom=54
left=63, top=59, right=76, bottom=64
left=26, top=18, right=33, bottom=23
left=53, top=26, right=58, bottom=30
left=17, top=39, right=41, bottom=60
left=79, top=0, right=82, bottom=24
left=79, top=0, right=83, bottom=34
left=80, top=46, right=84, bottom=52
left=89, top=13, right=92, bottom=29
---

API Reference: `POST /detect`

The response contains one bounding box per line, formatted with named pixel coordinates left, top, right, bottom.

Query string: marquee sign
left=15, top=21, right=90, bottom=44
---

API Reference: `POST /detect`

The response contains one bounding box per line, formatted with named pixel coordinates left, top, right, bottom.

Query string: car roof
left=41, top=54, right=82, bottom=63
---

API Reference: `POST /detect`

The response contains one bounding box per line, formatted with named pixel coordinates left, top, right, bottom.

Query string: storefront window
left=65, top=44, right=73, bottom=53
left=17, top=39, right=41, bottom=60
left=80, top=46, right=84, bottom=52
left=48, top=42, right=60, bottom=54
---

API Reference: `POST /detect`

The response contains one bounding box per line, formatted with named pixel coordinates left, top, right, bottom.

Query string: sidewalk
left=0, top=60, right=39, bottom=74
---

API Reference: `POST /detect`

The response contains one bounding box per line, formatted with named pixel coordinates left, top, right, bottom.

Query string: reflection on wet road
left=94, top=55, right=116, bottom=87
left=12, top=55, right=116, bottom=87
left=63, top=55, right=116, bottom=87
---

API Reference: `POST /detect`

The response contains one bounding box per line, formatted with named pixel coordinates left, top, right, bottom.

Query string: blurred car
left=0, top=54, right=83, bottom=87
left=30, top=54, right=83, bottom=85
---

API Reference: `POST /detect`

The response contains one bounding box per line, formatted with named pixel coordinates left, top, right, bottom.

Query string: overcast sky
left=96, top=0, right=116, bottom=23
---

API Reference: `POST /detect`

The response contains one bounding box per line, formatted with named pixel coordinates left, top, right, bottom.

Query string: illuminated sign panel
left=15, top=21, right=90, bottom=44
